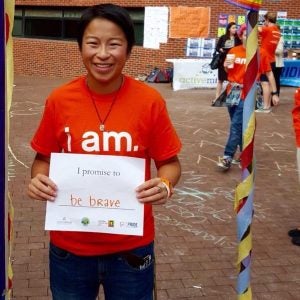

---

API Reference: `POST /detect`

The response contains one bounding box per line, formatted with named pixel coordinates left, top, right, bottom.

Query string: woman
left=218, top=24, right=279, bottom=170
left=214, top=22, right=242, bottom=101
left=256, top=12, right=281, bottom=113
left=27, top=4, right=181, bottom=299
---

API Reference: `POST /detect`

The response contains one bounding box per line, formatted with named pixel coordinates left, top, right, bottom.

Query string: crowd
left=213, top=12, right=300, bottom=248
left=215, top=13, right=280, bottom=170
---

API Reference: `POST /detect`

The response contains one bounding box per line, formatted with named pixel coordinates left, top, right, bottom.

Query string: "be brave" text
left=70, top=194, right=120, bottom=208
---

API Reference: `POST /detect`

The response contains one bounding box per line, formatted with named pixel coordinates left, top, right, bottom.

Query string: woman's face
left=81, top=18, right=129, bottom=93
left=229, top=25, right=237, bottom=35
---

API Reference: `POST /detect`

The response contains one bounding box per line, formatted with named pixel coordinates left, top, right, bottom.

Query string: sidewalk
left=9, top=75, right=300, bottom=299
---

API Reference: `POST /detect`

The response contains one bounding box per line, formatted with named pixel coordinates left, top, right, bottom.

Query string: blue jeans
left=224, top=100, right=243, bottom=158
left=49, top=242, right=154, bottom=300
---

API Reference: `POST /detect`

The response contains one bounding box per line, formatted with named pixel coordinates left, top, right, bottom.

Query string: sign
left=167, top=59, right=218, bottom=91
left=281, top=59, right=300, bottom=87
left=46, top=153, right=145, bottom=236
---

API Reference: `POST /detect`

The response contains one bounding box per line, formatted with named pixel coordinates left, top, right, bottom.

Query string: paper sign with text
left=45, top=153, right=145, bottom=236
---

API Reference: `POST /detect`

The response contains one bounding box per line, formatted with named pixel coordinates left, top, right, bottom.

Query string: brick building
left=13, top=0, right=299, bottom=78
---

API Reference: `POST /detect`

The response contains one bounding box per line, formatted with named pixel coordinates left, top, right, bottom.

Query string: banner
left=169, top=7, right=210, bottom=38
left=166, top=59, right=217, bottom=91
left=224, top=0, right=262, bottom=11
left=281, top=59, right=300, bottom=87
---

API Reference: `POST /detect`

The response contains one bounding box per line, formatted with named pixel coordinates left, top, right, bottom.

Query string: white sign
left=143, top=6, right=169, bottom=49
left=167, top=59, right=218, bottom=91
left=45, top=153, right=145, bottom=236
left=186, top=38, right=215, bottom=58
left=277, top=11, right=287, bottom=19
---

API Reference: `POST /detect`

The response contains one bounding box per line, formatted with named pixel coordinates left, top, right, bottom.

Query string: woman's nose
left=96, top=45, right=110, bottom=58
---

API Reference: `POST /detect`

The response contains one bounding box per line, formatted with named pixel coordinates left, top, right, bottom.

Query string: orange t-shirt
left=260, top=24, right=281, bottom=63
left=31, top=75, right=182, bottom=256
left=227, top=46, right=271, bottom=82
left=227, top=45, right=246, bottom=85
left=292, top=88, right=300, bottom=147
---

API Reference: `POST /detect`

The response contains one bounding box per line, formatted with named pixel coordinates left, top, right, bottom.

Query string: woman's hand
left=224, top=56, right=234, bottom=68
left=272, top=94, right=280, bottom=106
left=135, top=178, right=168, bottom=205
left=28, top=173, right=57, bottom=201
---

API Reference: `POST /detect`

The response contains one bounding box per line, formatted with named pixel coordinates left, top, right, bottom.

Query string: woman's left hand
left=136, top=178, right=168, bottom=205
left=272, top=94, right=280, bottom=106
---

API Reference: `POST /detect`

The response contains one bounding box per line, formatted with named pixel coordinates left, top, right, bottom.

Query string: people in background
left=214, top=22, right=242, bottom=101
left=27, top=4, right=182, bottom=299
left=218, top=24, right=279, bottom=170
left=256, top=12, right=281, bottom=113
left=288, top=88, right=300, bottom=246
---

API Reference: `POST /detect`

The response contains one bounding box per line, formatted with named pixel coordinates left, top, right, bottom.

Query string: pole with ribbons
left=0, top=1, right=7, bottom=297
left=1, top=1, right=14, bottom=298
left=224, top=0, right=262, bottom=299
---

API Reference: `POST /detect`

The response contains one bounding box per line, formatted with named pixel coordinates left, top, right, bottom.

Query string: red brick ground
left=9, top=76, right=300, bottom=299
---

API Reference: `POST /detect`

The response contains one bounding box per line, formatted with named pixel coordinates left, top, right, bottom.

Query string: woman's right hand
left=28, top=174, right=57, bottom=201
left=224, top=57, right=233, bottom=68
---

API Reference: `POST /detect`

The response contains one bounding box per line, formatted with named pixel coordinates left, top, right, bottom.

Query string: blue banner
left=281, top=59, right=300, bottom=87
left=0, top=1, right=6, bottom=298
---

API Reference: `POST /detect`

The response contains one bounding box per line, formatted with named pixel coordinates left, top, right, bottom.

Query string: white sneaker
left=255, top=108, right=272, bottom=113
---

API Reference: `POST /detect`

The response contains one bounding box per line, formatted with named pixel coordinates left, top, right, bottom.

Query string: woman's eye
left=87, top=42, right=97, bottom=46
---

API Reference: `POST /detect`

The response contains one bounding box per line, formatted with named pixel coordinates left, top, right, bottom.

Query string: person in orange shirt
left=218, top=24, right=279, bottom=170
left=256, top=12, right=281, bottom=113
left=27, top=4, right=181, bottom=299
left=288, top=88, right=300, bottom=246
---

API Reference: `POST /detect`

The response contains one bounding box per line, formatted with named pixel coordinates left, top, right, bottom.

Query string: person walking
left=218, top=24, right=279, bottom=170
left=213, top=22, right=242, bottom=102
left=256, top=12, right=281, bottom=113
left=27, top=4, right=182, bottom=299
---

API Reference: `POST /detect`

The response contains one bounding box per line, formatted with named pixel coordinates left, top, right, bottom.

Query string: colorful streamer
left=234, top=11, right=259, bottom=300
left=0, top=1, right=7, bottom=297
left=1, top=1, right=14, bottom=299
left=224, top=0, right=262, bottom=11
left=223, top=2, right=261, bottom=299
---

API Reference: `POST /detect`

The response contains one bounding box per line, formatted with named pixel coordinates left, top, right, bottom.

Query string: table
left=166, top=59, right=218, bottom=91
left=281, top=59, right=300, bottom=87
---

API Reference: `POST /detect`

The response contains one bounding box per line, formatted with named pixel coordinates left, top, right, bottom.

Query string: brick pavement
left=8, top=75, right=300, bottom=299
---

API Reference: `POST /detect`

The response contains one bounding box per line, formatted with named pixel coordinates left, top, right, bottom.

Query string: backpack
left=146, top=67, right=171, bottom=83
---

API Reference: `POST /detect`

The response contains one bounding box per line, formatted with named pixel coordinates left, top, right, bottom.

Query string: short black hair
left=77, top=4, right=135, bottom=54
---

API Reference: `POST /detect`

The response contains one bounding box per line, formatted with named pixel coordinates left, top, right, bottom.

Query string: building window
left=13, top=6, right=144, bottom=45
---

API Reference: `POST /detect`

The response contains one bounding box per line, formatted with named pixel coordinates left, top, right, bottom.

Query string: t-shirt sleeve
left=148, top=102, right=181, bottom=161
left=31, top=98, right=61, bottom=156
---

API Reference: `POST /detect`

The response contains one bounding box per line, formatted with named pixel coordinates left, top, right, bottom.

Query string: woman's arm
left=216, top=35, right=225, bottom=53
left=275, top=36, right=284, bottom=56
left=135, top=156, right=181, bottom=205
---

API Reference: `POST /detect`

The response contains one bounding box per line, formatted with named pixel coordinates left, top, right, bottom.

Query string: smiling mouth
left=93, top=63, right=113, bottom=74
left=94, top=63, right=112, bottom=68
